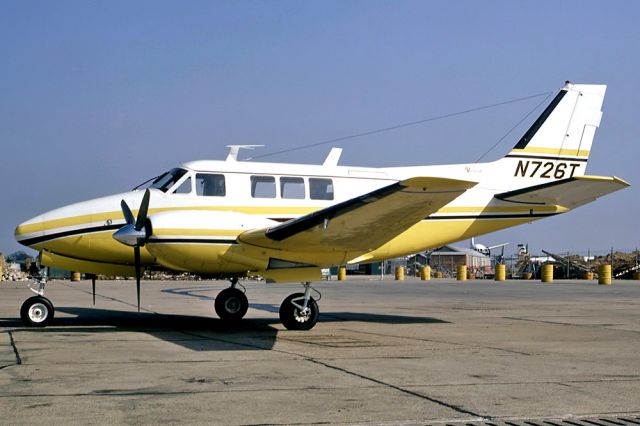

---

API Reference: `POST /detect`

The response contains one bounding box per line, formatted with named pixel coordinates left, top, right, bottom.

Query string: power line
left=474, top=91, right=555, bottom=162
left=244, top=91, right=553, bottom=161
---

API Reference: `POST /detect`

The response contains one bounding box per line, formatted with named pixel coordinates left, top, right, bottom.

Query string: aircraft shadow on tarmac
left=0, top=307, right=448, bottom=352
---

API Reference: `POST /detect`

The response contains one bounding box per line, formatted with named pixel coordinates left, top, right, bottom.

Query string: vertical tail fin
left=505, top=82, right=606, bottom=175
left=500, top=82, right=607, bottom=186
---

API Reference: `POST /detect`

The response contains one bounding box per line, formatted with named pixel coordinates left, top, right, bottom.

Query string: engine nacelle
left=145, top=210, right=277, bottom=274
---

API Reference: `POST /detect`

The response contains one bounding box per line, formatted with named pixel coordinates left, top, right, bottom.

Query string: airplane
left=470, top=237, right=508, bottom=256
left=14, top=82, right=629, bottom=330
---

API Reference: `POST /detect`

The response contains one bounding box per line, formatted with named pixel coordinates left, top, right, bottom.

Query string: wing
left=239, top=176, right=476, bottom=252
left=495, top=175, right=629, bottom=208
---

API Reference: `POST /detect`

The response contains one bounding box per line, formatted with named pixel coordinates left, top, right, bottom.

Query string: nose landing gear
left=20, top=296, right=54, bottom=327
left=20, top=267, right=55, bottom=327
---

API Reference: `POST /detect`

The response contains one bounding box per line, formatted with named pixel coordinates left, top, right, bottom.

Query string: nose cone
left=14, top=214, right=46, bottom=248
left=14, top=190, right=151, bottom=252
left=112, top=223, right=147, bottom=247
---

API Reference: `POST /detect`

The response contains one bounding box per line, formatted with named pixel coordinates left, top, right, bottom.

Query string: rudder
left=506, top=82, right=606, bottom=171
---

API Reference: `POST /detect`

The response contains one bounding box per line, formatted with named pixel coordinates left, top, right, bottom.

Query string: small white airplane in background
left=470, top=237, right=508, bottom=256
left=14, top=82, right=629, bottom=330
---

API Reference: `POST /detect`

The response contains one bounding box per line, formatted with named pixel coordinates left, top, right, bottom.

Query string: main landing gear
left=20, top=267, right=55, bottom=327
left=214, top=278, right=249, bottom=322
left=214, top=280, right=320, bottom=330
left=279, top=282, right=319, bottom=331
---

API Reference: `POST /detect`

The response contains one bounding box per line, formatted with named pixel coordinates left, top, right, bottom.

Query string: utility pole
left=611, top=246, right=614, bottom=278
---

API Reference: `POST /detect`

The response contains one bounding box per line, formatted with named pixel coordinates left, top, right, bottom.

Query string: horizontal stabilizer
left=495, top=175, right=629, bottom=208
left=239, top=176, right=476, bottom=252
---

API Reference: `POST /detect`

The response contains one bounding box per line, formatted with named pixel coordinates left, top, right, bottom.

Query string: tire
left=279, top=293, right=319, bottom=331
left=20, top=296, right=55, bottom=327
left=214, top=288, right=249, bottom=321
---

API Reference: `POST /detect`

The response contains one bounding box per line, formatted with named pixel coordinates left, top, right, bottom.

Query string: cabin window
left=173, top=177, right=193, bottom=194
left=251, top=176, right=276, bottom=198
left=309, top=178, right=334, bottom=200
left=196, top=174, right=226, bottom=196
left=280, top=177, right=305, bottom=199
left=150, top=168, right=187, bottom=192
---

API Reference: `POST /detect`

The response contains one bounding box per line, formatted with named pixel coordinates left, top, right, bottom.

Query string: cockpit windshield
left=133, top=168, right=188, bottom=192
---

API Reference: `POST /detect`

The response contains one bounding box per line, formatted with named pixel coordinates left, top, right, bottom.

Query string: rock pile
left=0, top=254, right=29, bottom=282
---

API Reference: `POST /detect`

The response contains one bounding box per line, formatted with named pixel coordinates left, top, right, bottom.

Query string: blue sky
left=1, top=0, right=638, bottom=257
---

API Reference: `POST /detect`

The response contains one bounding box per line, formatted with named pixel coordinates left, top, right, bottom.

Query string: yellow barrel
left=495, top=264, right=506, bottom=281
left=338, top=266, right=347, bottom=281
left=71, top=271, right=81, bottom=281
left=457, top=265, right=467, bottom=281
left=584, top=272, right=594, bottom=280
left=420, top=266, right=431, bottom=281
left=633, top=271, right=640, bottom=280
left=523, top=272, right=533, bottom=280
left=435, top=271, right=443, bottom=278
left=541, top=264, right=554, bottom=283
left=598, top=264, right=612, bottom=285
left=395, top=266, right=404, bottom=281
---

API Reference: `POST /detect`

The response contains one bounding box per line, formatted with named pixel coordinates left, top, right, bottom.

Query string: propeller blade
left=135, top=189, right=151, bottom=232
left=134, top=246, right=141, bottom=312
left=121, top=200, right=135, bottom=225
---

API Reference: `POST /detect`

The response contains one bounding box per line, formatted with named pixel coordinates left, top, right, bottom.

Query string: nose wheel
left=20, top=296, right=55, bottom=327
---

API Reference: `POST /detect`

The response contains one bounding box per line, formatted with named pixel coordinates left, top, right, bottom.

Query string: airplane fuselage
left=15, top=155, right=569, bottom=280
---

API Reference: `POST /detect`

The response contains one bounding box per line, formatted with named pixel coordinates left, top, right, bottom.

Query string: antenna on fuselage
left=323, top=147, right=343, bottom=166
left=226, top=145, right=264, bottom=162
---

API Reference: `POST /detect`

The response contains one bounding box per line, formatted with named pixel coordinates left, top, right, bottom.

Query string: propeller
left=112, top=189, right=151, bottom=312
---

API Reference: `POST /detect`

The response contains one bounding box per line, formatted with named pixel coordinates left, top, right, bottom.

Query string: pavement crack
left=503, top=317, right=640, bottom=334
left=305, top=358, right=485, bottom=418
left=341, top=328, right=532, bottom=356
left=178, top=327, right=489, bottom=419
left=7, top=331, right=22, bottom=366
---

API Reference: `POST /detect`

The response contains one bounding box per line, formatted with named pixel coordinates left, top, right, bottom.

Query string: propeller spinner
left=112, top=189, right=151, bottom=312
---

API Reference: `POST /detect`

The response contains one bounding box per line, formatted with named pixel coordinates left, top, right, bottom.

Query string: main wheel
left=20, top=296, right=55, bottom=327
left=279, top=293, right=319, bottom=331
left=214, top=288, right=249, bottom=321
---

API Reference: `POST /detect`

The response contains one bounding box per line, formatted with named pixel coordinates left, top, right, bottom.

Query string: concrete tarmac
left=1, top=277, right=640, bottom=425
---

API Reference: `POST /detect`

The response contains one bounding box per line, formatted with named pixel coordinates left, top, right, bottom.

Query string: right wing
left=239, top=176, right=476, bottom=252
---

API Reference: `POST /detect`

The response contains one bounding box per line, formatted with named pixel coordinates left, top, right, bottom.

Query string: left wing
left=238, top=176, right=476, bottom=252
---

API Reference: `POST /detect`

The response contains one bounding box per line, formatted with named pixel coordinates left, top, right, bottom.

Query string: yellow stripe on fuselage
left=15, top=204, right=563, bottom=237
left=15, top=206, right=317, bottom=236
left=510, top=147, right=590, bottom=157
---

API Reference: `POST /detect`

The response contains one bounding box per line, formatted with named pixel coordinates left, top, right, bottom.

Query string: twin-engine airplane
left=14, top=82, right=629, bottom=330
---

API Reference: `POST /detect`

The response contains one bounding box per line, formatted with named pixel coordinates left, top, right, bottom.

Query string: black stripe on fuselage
left=18, top=224, right=122, bottom=247
left=505, top=154, right=588, bottom=163
left=427, top=212, right=558, bottom=220
left=147, top=238, right=238, bottom=245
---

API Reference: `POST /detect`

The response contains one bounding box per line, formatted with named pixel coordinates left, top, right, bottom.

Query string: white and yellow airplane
left=14, top=82, right=629, bottom=330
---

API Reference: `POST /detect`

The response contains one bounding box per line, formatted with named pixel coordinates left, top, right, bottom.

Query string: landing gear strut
left=20, top=267, right=55, bottom=327
left=214, top=278, right=249, bottom=322
left=279, top=282, right=319, bottom=330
